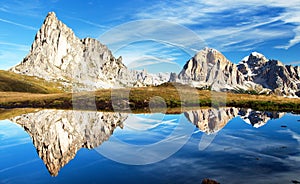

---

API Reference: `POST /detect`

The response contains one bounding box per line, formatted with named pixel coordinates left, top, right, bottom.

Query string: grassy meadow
left=1, top=81, right=300, bottom=113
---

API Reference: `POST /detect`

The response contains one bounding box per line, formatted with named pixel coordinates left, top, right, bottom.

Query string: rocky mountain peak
left=174, top=47, right=244, bottom=90
left=239, top=52, right=267, bottom=67
left=237, top=52, right=300, bottom=96
left=9, top=12, right=169, bottom=90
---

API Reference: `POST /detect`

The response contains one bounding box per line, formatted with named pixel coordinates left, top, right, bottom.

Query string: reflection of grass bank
left=0, top=108, right=40, bottom=120
left=1, top=84, right=300, bottom=113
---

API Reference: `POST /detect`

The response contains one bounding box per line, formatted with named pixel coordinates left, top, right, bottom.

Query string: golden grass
left=1, top=83, right=300, bottom=113
left=0, top=70, right=64, bottom=93
left=0, top=108, right=40, bottom=120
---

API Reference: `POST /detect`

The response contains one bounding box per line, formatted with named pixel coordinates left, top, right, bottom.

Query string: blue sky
left=0, top=0, right=300, bottom=73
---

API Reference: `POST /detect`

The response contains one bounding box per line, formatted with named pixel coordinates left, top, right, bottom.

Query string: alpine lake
left=1, top=107, right=300, bottom=184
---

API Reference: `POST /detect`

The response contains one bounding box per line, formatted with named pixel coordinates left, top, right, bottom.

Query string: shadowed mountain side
left=10, top=110, right=127, bottom=176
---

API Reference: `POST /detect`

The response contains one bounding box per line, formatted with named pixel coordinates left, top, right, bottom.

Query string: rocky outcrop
left=175, top=48, right=245, bottom=91
left=184, top=108, right=285, bottom=133
left=10, top=12, right=168, bottom=91
left=238, top=52, right=300, bottom=96
left=10, top=109, right=127, bottom=176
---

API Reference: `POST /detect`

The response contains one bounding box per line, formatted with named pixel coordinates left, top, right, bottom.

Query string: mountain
left=238, top=52, right=300, bottom=96
left=10, top=109, right=127, bottom=176
left=172, top=47, right=300, bottom=97
left=171, top=48, right=245, bottom=91
left=9, top=12, right=168, bottom=91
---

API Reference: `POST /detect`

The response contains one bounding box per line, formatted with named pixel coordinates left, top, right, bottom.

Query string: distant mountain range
left=8, top=12, right=300, bottom=97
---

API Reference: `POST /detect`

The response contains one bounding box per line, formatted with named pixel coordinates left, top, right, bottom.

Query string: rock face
left=10, top=109, right=127, bottom=176
left=238, top=52, right=300, bottom=96
left=10, top=12, right=168, bottom=91
left=174, top=48, right=245, bottom=90
left=173, top=48, right=300, bottom=97
left=184, top=108, right=285, bottom=133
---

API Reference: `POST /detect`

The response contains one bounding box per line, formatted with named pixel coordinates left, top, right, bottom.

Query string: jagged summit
left=170, top=47, right=300, bottom=97
left=240, top=52, right=267, bottom=64
left=172, top=47, right=244, bottom=90
left=8, top=12, right=300, bottom=97
left=9, top=12, right=168, bottom=91
left=47, top=11, right=56, bottom=17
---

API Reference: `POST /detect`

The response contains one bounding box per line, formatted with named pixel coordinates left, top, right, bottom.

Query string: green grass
left=0, top=70, right=63, bottom=94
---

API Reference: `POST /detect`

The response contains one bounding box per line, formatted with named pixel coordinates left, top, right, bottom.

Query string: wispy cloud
left=127, top=55, right=178, bottom=69
left=0, top=0, right=44, bottom=18
left=0, top=41, right=29, bottom=51
left=134, top=0, right=300, bottom=50
left=0, top=18, right=37, bottom=30
left=0, top=50, right=26, bottom=69
left=287, top=60, right=300, bottom=65
left=98, top=19, right=206, bottom=72
left=65, top=16, right=109, bottom=29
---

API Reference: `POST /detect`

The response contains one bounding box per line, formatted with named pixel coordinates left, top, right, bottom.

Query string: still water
left=1, top=108, right=300, bottom=184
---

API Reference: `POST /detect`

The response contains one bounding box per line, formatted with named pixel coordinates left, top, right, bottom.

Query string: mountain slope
left=0, top=70, right=63, bottom=93
left=238, top=52, right=300, bottom=96
left=172, top=47, right=300, bottom=97
left=171, top=47, right=245, bottom=90
left=10, top=12, right=134, bottom=91
left=9, top=12, right=168, bottom=91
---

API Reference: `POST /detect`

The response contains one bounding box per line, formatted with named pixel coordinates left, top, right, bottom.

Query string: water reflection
left=10, top=110, right=127, bottom=176
left=184, top=107, right=285, bottom=134
left=7, top=107, right=286, bottom=176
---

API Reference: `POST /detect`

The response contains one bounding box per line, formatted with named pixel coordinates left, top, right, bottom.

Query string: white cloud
left=135, top=0, right=300, bottom=50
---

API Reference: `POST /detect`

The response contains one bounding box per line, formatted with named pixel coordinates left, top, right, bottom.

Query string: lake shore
left=1, top=85, right=300, bottom=113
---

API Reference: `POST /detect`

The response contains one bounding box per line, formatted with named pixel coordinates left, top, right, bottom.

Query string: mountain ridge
left=7, top=12, right=300, bottom=97
left=172, top=48, right=300, bottom=97
left=9, top=12, right=168, bottom=91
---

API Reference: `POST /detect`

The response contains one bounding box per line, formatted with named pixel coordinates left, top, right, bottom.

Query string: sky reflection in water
left=0, top=108, right=300, bottom=184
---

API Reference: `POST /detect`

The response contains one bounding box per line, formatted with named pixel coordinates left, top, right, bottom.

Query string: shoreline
left=1, top=85, right=300, bottom=114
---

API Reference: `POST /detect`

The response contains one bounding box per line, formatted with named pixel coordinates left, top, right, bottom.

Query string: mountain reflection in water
left=10, top=110, right=127, bottom=176
left=8, top=107, right=285, bottom=176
